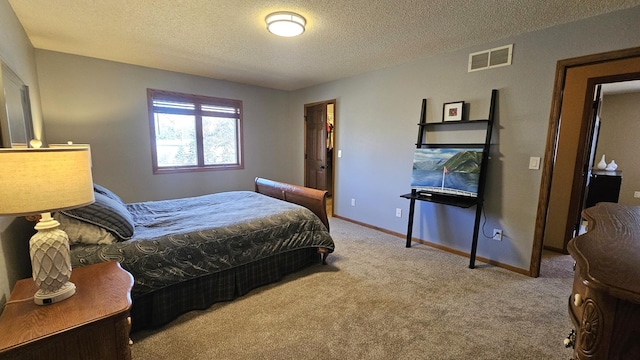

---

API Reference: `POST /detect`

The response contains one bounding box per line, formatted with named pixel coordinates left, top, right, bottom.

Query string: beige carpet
left=131, top=218, right=575, bottom=359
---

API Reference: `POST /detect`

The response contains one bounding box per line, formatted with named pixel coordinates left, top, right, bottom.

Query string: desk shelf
left=402, top=89, right=497, bottom=269
left=400, top=192, right=477, bottom=208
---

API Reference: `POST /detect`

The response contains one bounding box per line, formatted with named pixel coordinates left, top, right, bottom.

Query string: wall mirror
left=0, top=61, right=34, bottom=148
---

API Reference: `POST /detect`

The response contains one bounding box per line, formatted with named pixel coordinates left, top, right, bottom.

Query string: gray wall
left=596, top=91, right=640, bottom=205
left=3, top=4, right=640, bottom=307
left=289, top=6, right=640, bottom=271
left=0, top=0, right=44, bottom=309
left=36, top=51, right=294, bottom=203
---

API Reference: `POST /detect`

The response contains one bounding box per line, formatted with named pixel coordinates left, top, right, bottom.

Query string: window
left=147, top=89, right=243, bottom=173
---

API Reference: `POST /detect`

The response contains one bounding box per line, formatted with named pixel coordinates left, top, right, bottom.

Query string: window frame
left=147, top=88, right=244, bottom=174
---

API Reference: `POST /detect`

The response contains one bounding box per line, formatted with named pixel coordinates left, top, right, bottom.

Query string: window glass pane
left=203, top=116, right=238, bottom=165
left=148, top=88, right=243, bottom=173
left=154, top=113, right=197, bottom=166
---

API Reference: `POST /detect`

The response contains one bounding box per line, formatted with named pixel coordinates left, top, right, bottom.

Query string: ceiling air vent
left=468, top=44, right=513, bottom=72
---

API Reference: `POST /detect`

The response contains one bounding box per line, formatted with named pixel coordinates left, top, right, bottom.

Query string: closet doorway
left=304, top=100, right=336, bottom=216
left=531, top=47, right=640, bottom=277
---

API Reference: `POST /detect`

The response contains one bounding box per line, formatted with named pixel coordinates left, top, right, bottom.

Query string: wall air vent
left=468, top=44, right=513, bottom=72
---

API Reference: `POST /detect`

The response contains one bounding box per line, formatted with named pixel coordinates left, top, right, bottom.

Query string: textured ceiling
left=8, top=0, right=640, bottom=91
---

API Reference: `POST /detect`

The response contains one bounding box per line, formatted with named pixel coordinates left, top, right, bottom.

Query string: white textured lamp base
left=30, top=212, right=76, bottom=305
left=34, top=281, right=76, bottom=305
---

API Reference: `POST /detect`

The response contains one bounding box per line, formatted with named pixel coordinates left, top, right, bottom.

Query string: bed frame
left=255, top=177, right=331, bottom=264
left=254, top=177, right=329, bottom=232
left=130, top=178, right=332, bottom=331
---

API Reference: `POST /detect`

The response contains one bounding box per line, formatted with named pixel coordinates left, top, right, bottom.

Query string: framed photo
left=443, top=101, right=464, bottom=122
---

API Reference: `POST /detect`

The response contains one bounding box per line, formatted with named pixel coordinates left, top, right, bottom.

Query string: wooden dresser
left=0, top=261, right=134, bottom=360
left=567, top=203, right=640, bottom=360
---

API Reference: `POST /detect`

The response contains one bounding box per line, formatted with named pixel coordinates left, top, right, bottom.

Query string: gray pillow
left=61, top=192, right=134, bottom=241
left=93, top=183, right=126, bottom=205
left=54, top=212, right=117, bottom=245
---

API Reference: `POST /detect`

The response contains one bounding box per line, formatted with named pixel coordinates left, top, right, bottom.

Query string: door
left=531, top=46, right=640, bottom=277
left=572, top=85, right=602, bottom=236
left=305, top=103, right=327, bottom=190
left=549, top=59, right=640, bottom=252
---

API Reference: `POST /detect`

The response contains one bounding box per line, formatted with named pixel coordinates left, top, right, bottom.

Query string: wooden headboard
left=254, top=177, right=329, bottom=232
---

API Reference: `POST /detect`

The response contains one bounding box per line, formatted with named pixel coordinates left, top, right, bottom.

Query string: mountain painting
left=410, top=146, right=483, bottom=197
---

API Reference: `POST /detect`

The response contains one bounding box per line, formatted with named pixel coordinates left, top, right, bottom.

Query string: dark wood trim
left=531, top=46, right=640, bottom=278
left=333, top=215, right=530, bottom=276
left=543, top=245, right=568, bottom=255
left=332, top=215, right=400, bottom=238
left=303, top=99, right=337, bottom=108
left=303, top=99, right=337, bottom=214
left=146, top=88, right=244, bottom=175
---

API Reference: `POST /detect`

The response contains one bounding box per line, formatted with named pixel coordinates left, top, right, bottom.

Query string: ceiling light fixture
left=266, top=11, right=306, bottom=37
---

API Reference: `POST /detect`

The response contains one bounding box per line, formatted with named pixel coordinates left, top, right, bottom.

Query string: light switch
left=529, top=157, right=540, bottom=170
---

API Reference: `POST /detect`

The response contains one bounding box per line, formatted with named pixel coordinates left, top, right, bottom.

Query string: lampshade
left=48, top=143, right=92, bottom=166
left=0, top=148, right=94, bottom=216
left=0, top=147, right=94, bottom=305
left=266, top=11, right=306, bottom=37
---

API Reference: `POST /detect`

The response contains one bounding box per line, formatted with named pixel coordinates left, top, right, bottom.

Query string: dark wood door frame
left=304, top=103, right=328, bottom=191
left=530, top=46, right=640, bottom=277
left=304, top=99, right=336, bottom=214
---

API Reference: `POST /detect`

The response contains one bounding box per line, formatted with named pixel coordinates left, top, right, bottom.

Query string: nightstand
left=0, top=261, right=134, bottom=360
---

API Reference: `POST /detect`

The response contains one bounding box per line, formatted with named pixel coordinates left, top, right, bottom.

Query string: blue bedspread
left=70, top=191, right=334, bottom=297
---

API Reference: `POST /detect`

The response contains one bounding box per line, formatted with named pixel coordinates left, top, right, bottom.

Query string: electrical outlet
left=635, top=191, right=640, bottom=199
left=395, top=208, right=402, bottom=217
left=351, top=198, right=356, bottom=206
left=493, top=229, right=503, bottom=241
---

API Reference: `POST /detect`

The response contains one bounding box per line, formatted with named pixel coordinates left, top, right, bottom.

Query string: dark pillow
left=61, top=192, right=134, bottom=241
left=93, top=183, right=126, bottom=205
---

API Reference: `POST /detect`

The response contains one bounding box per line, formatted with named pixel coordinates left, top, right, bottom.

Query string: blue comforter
left=70, top=191, right=334, bottom=297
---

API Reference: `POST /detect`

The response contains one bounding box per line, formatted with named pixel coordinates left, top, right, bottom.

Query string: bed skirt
left=130, top=247, right=321, bottom=331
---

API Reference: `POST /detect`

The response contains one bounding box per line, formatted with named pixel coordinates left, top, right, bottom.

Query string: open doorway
left=304, top=100, right=336, bottom=216
left=576, top=81, right=640, bottom=235
left=530, top=46, right=640, bottom=277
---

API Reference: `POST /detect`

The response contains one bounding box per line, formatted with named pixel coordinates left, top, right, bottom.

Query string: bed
left=61, top=177, right=334, bottom=331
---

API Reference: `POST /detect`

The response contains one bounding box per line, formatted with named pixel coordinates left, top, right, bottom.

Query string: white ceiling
left=8, top=0, right=640, bottom=91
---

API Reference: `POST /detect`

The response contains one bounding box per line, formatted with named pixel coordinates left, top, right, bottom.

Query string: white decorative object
left=30, top=213, right=77, bottom=304
left=605, top=160, right=618, bottom=171
left=0, top=147, right=94, bottom=305
left=596, top=155, right=607, bottom=170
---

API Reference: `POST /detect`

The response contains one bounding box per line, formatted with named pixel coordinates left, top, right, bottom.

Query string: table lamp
left=0, top=147, right=94, bottom=305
